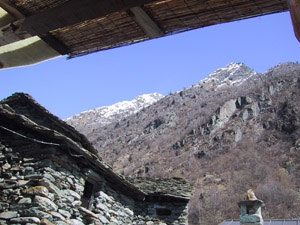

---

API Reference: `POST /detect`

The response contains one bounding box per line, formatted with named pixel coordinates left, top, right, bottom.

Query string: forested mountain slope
left=67, top=62, right=300, bottom=225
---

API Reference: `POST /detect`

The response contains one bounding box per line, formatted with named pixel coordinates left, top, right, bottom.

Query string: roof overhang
left=0, top=36, right=60, bottom=69
left=0, top=0, right=293, bottom=69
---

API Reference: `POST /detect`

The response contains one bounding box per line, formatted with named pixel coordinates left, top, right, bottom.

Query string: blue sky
left=1, top=11, right=299, bottom=119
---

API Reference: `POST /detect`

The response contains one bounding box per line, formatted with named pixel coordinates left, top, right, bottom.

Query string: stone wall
left=0, top=141, right=188, bottom=225
left=90, top=180, right=188, bottom=225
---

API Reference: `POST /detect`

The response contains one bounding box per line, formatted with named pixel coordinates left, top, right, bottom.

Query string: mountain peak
left=133, top=93, right=164, bottom=107
left=206, top=63, right=258, bottom=87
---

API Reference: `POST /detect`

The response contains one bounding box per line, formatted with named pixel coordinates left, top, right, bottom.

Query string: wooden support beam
left=127, top=7, right=164, bottom=38
left=0, top=0, right=25, bottom=20
left=21, top=0, right=161, bottom=36
left=287, top=0, right=300, bottom=42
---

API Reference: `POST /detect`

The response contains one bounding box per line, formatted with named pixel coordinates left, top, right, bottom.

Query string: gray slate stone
left=74, top=184, right=84, bottom=193
left=99, top=191, right=113, bottom=202
left=0, top=211, right=18, bottom=219
left=66, top=177, right=74, bottom=185
left=240, top=214, right=262, bottom=223
left=70, top=219, right=85, bottom=225
left=34, top=195, right=58, bottom=211
left=39, top=178, right=63, bottom=197
left=63, top=189, right=81, bottom=200
left=43, top=173, right=56, bottom=183
left=99, top=215, right=109, bottom=224
left=95, top=202, right=109, bottom=211
left=65, top=195, right=75, bottom=203
left=18, top=198, right=32, bottom=204
left=0, top=203, right=8, bottom=211
left=25, top=173, right=44, bottom=180
left=71, top=201, right=82, bottom=207
left=124, top=208, right=134, bottom=217
left=55, top=221, right=69, bottom=225
left=9, top=204, right=31, bottom=211
left=23, top=167, right=34, bottom=175
left=58, top=209, right=71, bottom=219
left=50, top=211, right=65, bottom=220
left=110, top=217, right=120, bottom=225
left=21, top=208, right=53, bottom=220
left=10, top=217, right=40, bottom=224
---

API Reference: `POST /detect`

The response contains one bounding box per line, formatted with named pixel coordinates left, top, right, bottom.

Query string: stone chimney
left=238, top=189, right=264, bottom=225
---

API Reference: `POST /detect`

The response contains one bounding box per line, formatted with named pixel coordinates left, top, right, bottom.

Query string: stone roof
left=1, top=93, right=98, bottom=155
left=0, top=93, right=191, bottom=202
left=127, top=177, right=191, bottom=201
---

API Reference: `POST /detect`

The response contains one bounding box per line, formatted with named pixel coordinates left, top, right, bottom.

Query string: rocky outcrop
left=68, top=63, right=300, bottom=179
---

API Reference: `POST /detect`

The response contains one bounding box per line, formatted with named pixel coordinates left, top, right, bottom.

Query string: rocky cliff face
left=67, top=62, right=300, bottom=225
left=81, top=63, right=270, bottom=172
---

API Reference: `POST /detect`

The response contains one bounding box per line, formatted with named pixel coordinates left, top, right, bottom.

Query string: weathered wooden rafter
left=0, top=0, right=24, bottom=20
left=127, top=7, right=164, bottom=38
left=21, top=0, right=161, bottom=36
left=287, top=0, right=300, bottom=42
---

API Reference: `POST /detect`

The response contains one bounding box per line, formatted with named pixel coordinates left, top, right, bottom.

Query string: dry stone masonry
left=0, top=93, right=190, bottom=225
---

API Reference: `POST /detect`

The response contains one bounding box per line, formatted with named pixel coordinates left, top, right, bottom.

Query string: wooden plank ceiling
left=0, top=0, right=292, bottom=59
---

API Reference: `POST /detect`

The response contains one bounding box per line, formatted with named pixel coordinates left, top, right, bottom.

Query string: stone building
left=219, top=191, right=300, bottom=225
left=0, top=93, right=190, bottom=225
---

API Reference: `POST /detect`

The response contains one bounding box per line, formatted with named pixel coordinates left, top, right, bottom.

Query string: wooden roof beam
left=0, top=1, right=68, bottom=54
left=127, top=7, right=164, bottom=38
left=20, top=0, right=162, bottom=36
left=0, top=0, right=25, bottom=20
left=287, top=0, right=300, bottom=42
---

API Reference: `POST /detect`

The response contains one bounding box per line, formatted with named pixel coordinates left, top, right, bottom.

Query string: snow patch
left=65, top=93, right=164, bottom=127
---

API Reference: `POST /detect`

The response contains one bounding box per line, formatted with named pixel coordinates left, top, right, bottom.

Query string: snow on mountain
left=65, top=93, right=164, bottom=131
left=66, top=63, right=256, bottom=134
left=196, top=63, right=258, bottom=89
